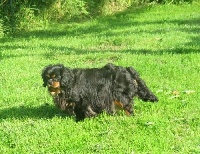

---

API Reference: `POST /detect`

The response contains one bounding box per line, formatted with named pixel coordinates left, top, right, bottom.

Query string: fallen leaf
left=182, top=90, right=195, bottom=94
left=156, top=90, right=164, bottom=93
left=172, top=90, right=180, bottom=95
left=169, top=95, right=180, bottom=99
left=145, top=121, right=154, bottom=126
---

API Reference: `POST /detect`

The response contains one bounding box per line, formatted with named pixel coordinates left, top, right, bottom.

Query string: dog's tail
left=126, top=67, right=158, bottom=102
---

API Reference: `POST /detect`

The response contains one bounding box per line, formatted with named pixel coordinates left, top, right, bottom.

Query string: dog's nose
left=48, top=79, right=53, bottom=85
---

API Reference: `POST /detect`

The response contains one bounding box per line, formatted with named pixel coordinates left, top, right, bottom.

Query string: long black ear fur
left=126, top=67, right=158, bottom=102
left=57, top=64, right=65, bottom=74
left=60, top=66, right=74, bottom=87
left=41, top=65, right=52, bottom=87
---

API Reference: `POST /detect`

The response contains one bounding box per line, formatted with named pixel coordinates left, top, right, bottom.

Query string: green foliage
left=15, top=6, right=46, bottom=31
left=44, top=0, right=89, bottom=21
left=151, top=0, right=194, bottom=4
left=94, top=0, right=133, bottom=15
left=0, top=0, right=196, bottom=35
left=0, top=19, right=4, bottom=37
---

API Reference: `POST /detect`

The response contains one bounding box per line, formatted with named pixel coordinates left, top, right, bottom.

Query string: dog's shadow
left=0, top=103, right=70, bottom=120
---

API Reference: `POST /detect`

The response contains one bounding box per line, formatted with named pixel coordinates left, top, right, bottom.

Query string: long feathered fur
left=42, top=63, right=158, bottom=121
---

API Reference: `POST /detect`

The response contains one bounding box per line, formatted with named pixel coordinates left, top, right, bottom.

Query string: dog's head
left=41, top=64, right=64, bottom=96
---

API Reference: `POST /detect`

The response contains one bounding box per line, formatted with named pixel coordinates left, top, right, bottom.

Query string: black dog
left=41, top=63, right=158, bottom=121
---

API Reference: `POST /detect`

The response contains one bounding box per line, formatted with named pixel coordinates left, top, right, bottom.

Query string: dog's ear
left=60, top=66, right=74, bottom=87
left=104, top=63, right=115, bottom=70
left=126, top=67, right=140, bottom=79
left=57, top=64, right=65, bottom=75
left=41, top=65, right=51, bottom=87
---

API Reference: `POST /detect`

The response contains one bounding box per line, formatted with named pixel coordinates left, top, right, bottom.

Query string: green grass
left=0, top=3, right=200, bottom=153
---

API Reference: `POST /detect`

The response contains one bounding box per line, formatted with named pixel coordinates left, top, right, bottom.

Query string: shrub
left=0, top=18, right=4, bottom=37
left=15, top=6, right=47, bottom=32
left=0, top=0, right=195, bottom=35
left=44, top=0, right=89, bottom=21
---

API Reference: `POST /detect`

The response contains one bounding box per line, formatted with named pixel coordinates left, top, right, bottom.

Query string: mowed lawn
left=0, top=3, right=200, bottom=153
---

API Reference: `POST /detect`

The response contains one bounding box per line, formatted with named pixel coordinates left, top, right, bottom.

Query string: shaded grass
left=0, top=3, right=200, bottom=153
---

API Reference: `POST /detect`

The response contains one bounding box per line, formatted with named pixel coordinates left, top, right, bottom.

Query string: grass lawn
left=0, top=3, right=200, bottom=153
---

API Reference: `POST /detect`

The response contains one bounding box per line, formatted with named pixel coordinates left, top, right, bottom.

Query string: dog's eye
left=46, top=75, right=50, bottom=78
left=52, top=74, right=56, bottom=78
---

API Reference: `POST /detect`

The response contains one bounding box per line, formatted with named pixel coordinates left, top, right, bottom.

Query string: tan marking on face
left=52, top=81, right=60, bottom=88
left=50, top=91, right=56, bottom=96
left=46, top=73, right=61, bottom=96
left=48, top=86, right=61, bottom=96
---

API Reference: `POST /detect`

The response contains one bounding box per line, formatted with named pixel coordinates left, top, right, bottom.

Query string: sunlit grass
left=0, top=3, right=200, bottom=153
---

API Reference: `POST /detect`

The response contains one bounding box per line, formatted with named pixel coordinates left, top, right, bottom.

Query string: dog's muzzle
left=47, top=81, right=61, bottom=96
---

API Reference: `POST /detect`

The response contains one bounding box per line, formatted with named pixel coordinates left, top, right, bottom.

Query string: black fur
left=42, top=63, right=158, bottom=121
